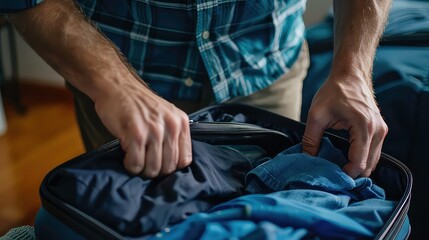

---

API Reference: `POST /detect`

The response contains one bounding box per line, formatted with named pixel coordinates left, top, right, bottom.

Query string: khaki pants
left=227, top=43, right=309, bottom=121
left=70, top=43, right=309, bottom=150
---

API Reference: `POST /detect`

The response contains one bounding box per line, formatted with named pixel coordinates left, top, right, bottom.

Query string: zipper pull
left=189, top=119, right=198, bottom=125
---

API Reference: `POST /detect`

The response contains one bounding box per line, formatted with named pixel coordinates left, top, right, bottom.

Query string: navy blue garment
left=152, top=138, right=396, bottom=240
left=47, top=140, right=256, bottom=237
left=383, top=1, right=429, bottom=37
left=305, top=1, right=429, bottom=52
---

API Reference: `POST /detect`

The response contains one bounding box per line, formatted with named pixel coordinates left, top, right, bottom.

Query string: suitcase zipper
left=190, top=121, right=289, bottom=137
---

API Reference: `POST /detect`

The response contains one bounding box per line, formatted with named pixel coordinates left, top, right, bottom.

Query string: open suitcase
left=34, top=103, right=412, bottom=239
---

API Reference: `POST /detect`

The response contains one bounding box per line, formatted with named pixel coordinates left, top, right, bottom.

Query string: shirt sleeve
left=0, top=0, right=44, bottom=13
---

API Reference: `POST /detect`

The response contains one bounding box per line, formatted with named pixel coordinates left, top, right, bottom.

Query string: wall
left=303, top=0, right=332, bottom=27
left=1, top=26, right=64, bottom=87
left=0, top=0, right=331, bottom=87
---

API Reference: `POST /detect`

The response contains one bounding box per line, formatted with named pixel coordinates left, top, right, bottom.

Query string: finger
left=361, top=139, right=382, bottom=177
left=122, top=137, right=146, bottom=175
left=343, top=125, right=370, bottom=178
left=302, top=113, right=327, bottom=156
left=160, top=128, right=179, bottom=175
left=142, top=130, right=163, bottom=178
left=361, top=123, right=388, bottom=177
left=177, top=116, right=192, bottom=169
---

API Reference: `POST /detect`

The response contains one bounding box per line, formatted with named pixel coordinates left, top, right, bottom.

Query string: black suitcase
left=34, top=104, right=412, bottom=239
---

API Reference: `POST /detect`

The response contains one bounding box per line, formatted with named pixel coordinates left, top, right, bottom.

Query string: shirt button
left=202, top=31, right=210, bottom=40
left=184, top=77, right=194, bottom=87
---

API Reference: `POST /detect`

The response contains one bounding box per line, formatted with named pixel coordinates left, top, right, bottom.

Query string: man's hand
left=95, top=82, right=192, bottom=178
left=302, top=74, right=388, bottom=178
left=302, top=0, right=391, bottom=178
left=7, top=0, right=193, bottom=178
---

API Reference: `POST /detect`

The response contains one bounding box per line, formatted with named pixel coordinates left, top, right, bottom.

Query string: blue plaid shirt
left=2, top=0, right=306, bottom=103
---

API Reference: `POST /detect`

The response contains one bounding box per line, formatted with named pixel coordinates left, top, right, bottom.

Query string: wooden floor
left=0, top=82, right=85, bottom=235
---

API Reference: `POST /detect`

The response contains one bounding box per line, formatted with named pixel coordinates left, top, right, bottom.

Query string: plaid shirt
left=0, top=0, right=43, bottom=12
left=2, top=0, right=306, bottom=103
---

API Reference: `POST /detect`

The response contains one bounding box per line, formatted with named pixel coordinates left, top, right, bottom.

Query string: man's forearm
left=7, top=0, right=194, bottom=179
left=6, top=0, right=145, bottom=101
left=332, top=0, right=391, bottom=83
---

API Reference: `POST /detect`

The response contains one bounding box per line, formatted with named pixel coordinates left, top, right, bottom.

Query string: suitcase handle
left=190, top=122, right=293, bottom=157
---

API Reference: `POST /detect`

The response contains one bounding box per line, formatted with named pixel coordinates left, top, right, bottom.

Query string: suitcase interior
left=36, top=103, right=412, bottom=240
left=189, top=103, right=412, bottom=240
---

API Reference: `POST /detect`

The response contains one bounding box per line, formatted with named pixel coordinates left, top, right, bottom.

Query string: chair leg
left=6, top=23, right=26, bottom=114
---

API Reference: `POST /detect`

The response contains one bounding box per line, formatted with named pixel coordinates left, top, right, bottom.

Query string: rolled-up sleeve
left=0, top=0, right=44, bottom=13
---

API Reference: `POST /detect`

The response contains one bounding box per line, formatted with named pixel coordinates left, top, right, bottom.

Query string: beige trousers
left=226, top=43, right=309, bottom=121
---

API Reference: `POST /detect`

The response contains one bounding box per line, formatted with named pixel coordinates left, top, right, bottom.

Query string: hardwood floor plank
left=0, top=82, right=85, bottom=235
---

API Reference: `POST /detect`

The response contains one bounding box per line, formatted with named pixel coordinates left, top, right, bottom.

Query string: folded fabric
left=150, top=209, right=309, bottom=240
left=383, top=1, right=429, bottom=37
left=328, top=1, right=429, bottom=37
left=151, top=138, right=396, bottom=240
left=47, top=140, right=258, bottom=236
left=246, top=137, right=386, bottom=201
left=245, top=138, right=394, bottom=234
left=191, top=110, right=248, bottom=123
left=306, top=1, right=429, bottom=52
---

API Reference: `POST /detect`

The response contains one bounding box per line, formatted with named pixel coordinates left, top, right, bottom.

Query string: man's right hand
left=94, top=80, right=193, bottom=178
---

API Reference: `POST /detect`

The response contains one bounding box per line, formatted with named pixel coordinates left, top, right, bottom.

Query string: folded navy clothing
left=306, top=0, right=429, bottom=52
left=47, top=140, right=256, bottom=237
left=332, top=0, right=429, bottom=37
left=383, top=1, right=429, bottom=37
left=152, top=138, right=396, bottom=240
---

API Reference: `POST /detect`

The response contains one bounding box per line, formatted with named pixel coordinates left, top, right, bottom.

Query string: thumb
left=302, top=116, right=325, bottom=156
